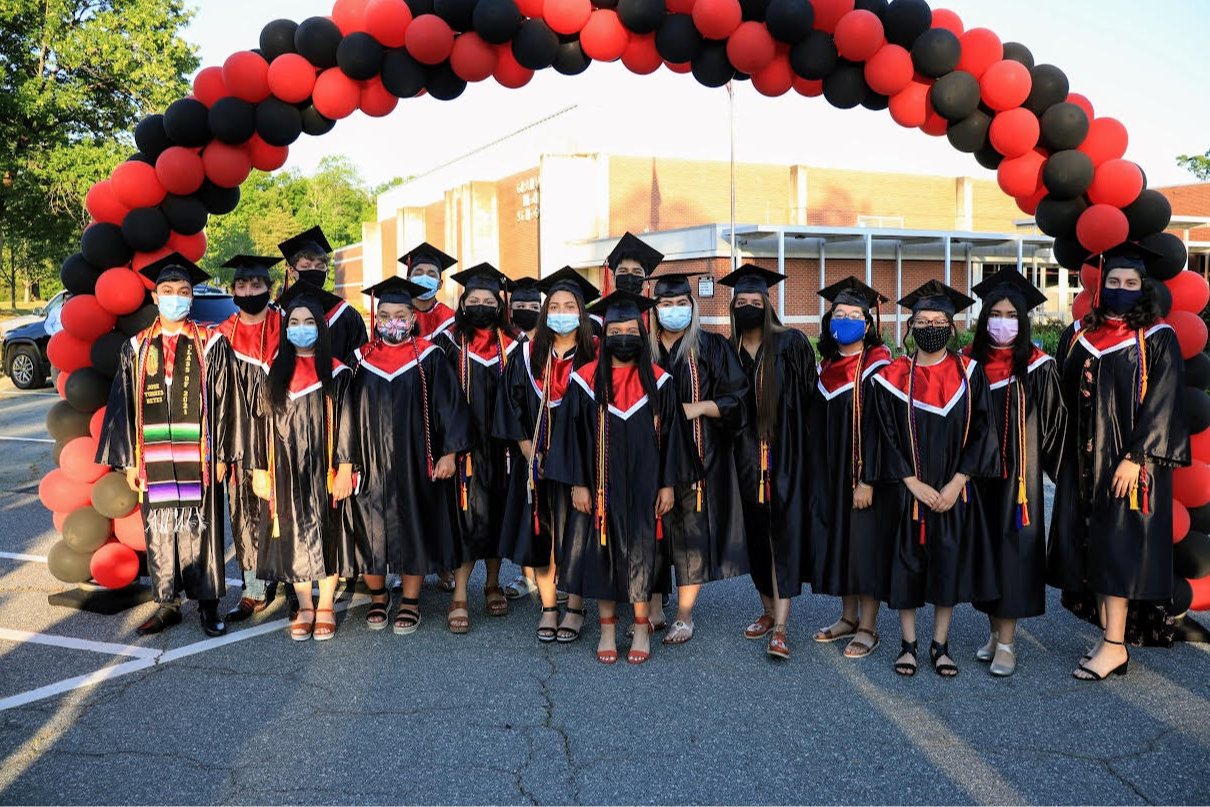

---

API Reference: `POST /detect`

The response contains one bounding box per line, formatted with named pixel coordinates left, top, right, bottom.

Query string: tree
left=0, top=0, right=198, bottom=307
left=1177, top=151, right=1210, bottom=182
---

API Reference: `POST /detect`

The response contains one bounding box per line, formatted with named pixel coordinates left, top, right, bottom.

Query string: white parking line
left=0, top=552, right=47, bottom=563
left=0, top=628, right=160, bottom=659
left=0, top=436, right=54, bottom=443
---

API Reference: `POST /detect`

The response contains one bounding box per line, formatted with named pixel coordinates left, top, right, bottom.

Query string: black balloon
left=947, top=109, right=991, bottom=153
left=295, top=16, right=343, bottom=70
left=46, top=400, right=92, bottom=443
left=260, top=19, right=299, bottom=61
left=382, top=49, right=430, bottom=97
left=473, top=0, right=522, bottom=44
left=434, top=0, right=478, bottom=31
left=1052, top=236, right=1090, bottom=271
left=256, top=98, right=304, bottom=147
left=789, top=30, right=837, bottom=80
left=337, top=31, right=386, bottom=80
left=619, top=0, right=667, bottom=33
left=163, top=98, right=212, bottom=149
left=1024, top=64, right=1069, bottom=116
left=92, top=472, right=140, bottom=520
left=1186, top=351, right=1210, bottom=391
left=512, top=19, right=559, bottom=70
left=80, top=223, right=133, bottom=270
left=127, top=152, right=154, bottom=165
left=1034, top=195, right=1089, bottom=240
left=974, top=141, right=1003, bottom=171
left=911, top=28, right=960, bottom=78
left=554, top=39, right=591, bottom=75
left=656, top=14, right=703, bottom=63
left=764, top=0, right=813, bottom=43
left=1001, top=41, right=1034, bottom=70
left=1154, top=279, right=1173, bottom=318
left=160, top=194, right=209, bottom=236
left=198, top=180, right=241, bottom=215
left=300, top=104, right=338, bottom=135
left=855, top=0, right=888, bottom=15
left=65, top=368, right=112, bottom=412
left=1041, top=149, right=1094, bottom=201
left=1176, top=531, right=1210, bottom=581
left=118, top=304, right=157, bottom=337
left=692, top=41, right=735, bottom=88
left=1190, top=501, right=1210, bottom=535
left=1172, top=575, right=1194, bottom=614
left=1139, top=232, right=1188, bottom=281
left=90, top=331, right=127, bottom=378
left=592, top=0, right=619, bottom=7
left=1124, top=189, right=1173, bottom=240
left=930, top=70, right=980, bottom=122
left=60, top=253, right=102, bottom=296
left=882, top=0, right=932, bottom=48
left=738, top=0, right=768, bottom=22
left=1040, top=102, right=1090, bottom=151
left=407, top=0, right=435, bottom=15
left=823, top=62, right=869, bottom=110
left=121, top=207, right=171, bottom=253
left=426, top=61, right=467, bottom=101
left=862, top=92, right=889, bottom=111
left=134, top=115, right=173, bottom=160
left=208, top=97, right=257, bottom=145
left=1185, top=388, right=1210, bottom=433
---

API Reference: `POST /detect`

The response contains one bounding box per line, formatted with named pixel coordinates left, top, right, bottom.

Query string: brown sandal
left=484, top=585, right=508, bottom=617
left=767, top=625, right=790, bottom=660
left=290, top=608, right=315, bottom=641
left=312, top=608, right=337, bottom=641
left=447, top=600, right=470, bottom=634
left=844, top=628, right=880, bottom=658
left=813, top=616, right=858, bottom=643
left=744, top=613, right=775, bottom=639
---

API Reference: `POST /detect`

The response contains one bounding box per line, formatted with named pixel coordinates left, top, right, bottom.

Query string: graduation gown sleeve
left=96, top=339, right=138, bottom=469
left=957, top=364, right=1002, bottom=480
left=1127, top=326, right=1190, bottom=466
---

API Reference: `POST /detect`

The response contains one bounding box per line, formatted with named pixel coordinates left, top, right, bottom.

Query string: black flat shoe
left=930, top=640, right=959, bottom=678
left=199, top=601, right=227, bottom=637
left=136, top=606, right=182, bottom=636
left=893, top=639, right=918, bottom=677
left=225, top=597, right=267, bottom=623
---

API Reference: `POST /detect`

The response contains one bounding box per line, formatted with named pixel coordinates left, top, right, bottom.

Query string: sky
left=182, top=0, right=1210, bottom=195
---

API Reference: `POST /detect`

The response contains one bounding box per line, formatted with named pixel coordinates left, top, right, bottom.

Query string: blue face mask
left=411, top=273, right=440, bottom=301
left=657, top=305, right=693, bottom=332
left=829, top=317, right=867, bottom=346
left=156, top=294, right=192, bottom=322
left=286, top=324, right=319, bottom=349
left=1101, top=287, right=1142, bottom=315
left=547, top=313, right=580, bottom=335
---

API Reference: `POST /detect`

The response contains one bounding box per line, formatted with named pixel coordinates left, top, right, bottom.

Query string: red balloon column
left=43, top=0, right=1210, bottom=619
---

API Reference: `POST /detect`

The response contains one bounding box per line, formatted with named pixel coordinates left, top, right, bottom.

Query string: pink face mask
left=987, top=317, right=1019, bottom=346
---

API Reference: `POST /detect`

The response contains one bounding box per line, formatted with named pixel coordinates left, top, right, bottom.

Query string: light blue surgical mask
left=657, top=305, right=693, bottom=332
left=547, top=313, right=580, bottom=335
left=286, top=324, right=318, bottom=349
left=411, top=273, right=440, bottom=301
left=156, top=294, right=191, bottom=322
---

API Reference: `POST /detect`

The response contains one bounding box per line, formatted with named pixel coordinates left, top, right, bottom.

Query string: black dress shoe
left=137, top=606, right=183, bottom=636
left=199, top=600, right=227, bottom=637
left=225, top=597, right=267, bottom=623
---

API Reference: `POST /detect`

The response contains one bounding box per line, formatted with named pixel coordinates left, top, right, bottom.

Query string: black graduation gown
left=491, top=339, right=585, bottom=569
left=734, top=329, right=817, bottom=599
left=95, top=326, right=233, bottom=603
left=435, top=328, right=520, bottom=564
left=544, top=361, right=698, bottom=603
left=326, top=300, right=369, bottom=365
left=251, top=358, right=357, bottom=583
left=350, top=339, right=474, bottom=576
left=964, top=345, right=1066, bottom=619
left=656, top=330, right=750, bottom=585
left=1048, top=320, right=1190, bottom=600
left=866, top=352, right=1002, bottom=609
left=806, top=344, right=897, bottom=599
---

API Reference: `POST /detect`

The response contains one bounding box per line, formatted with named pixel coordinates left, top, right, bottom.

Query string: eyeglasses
left=912, top=318, right=950, bottom=328
left=833, top=312, right=867, bottom=321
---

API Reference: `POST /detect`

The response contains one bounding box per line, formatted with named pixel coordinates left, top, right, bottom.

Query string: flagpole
left=728, top=80, right=736, bottom=273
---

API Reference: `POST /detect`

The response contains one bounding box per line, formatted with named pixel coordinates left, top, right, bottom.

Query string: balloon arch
left=39, top=0, right=1210, bottom=614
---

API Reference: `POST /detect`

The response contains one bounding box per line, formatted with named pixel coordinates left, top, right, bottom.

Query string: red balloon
left=202, top=142, right=252, bottom=188
left=580, top=10, right=629, bottom=62
left=833, top=10, right=884, bottom=62
left=1078, top=117, right=1128, bottom=167
left=406, top=14, right=455, bottom=65
left=110, top=161, right=166, bottom=209
left=864, top=44, right=913, bottom=96
left=85, top=181, right=130, bottom=226
left=889, top=78, right=931, bottom=128
left=493, top=45, right=534, bottom=88
left=312, top=67, right=362, bottom=119
left=544, top=0, right=592, bottom=35
left=132, top=247, right=175, bottom=275
left=332, top=0, right=371, bottom=34
left=989, top=107, right=1039, bottom=158
left=223, top=51, right=271, bottom=103
left=246, top=134, right=290, bottom=171
left=450, top=32, right=498, bottom=81
left=517, top=0, right=544, bottom=16
left=1067, top=92, right=1094, bottom=120
left=692, top=0, right=741, bottom=40
left=1167, top=270, right=1210, bottom=315
left=192, top=66, right=229, bottom=107
left=267, top=53, right=319, bottom=104
left=622, top=33, right=663, bottom=75
left=812, top=0, right=854, bottom=34
left=90, top=541, right=140, bottom=589
left=752, top=54, right=793, bottom=96
left=53, top=510, right=69, bottom=533
left=155, top=146, right=206, bottom=196
left=1167, top=310, right=1208, bottom=359
left=1175, top=461, right=1210, bottom=508
left=96, top=268, right=147, bottom=316
left=47, top=331, right=94, bottom=374
left=89, top=408, right=106, bottom=442
left=793, top=76, right=824, bottom=97
left=168, top=230, right=208, bottom=264
left=1079, top=263, right=1100, bottom=290
left=920, top=106, right=948, bottom=137
left=1174, top=499, right=1192, bottom=542
left=61, top=295, right=117, bottom=341
left=1191, top=430, right=1210, bottom=466
left=1190, top=574, right=1210, bottom=612
left=114, top=509, right=146, bottom=551
left=956, top=28, right=1002, bottom=79
left=667, top=0, right=696, bottom=12
left=1072, top=289, right=1092, bottom=321
left=1076, top=204, right=1129, bottom=254
left=997, top=150, right=1044, bottom=198
left=726, top=21, right=776, bottom=74
left=664, top=59, right=692, bottom=73
left=1015, top=186, right=1046, bottom=216
left=1087, top=158, right=1143, bottom=208
left=364, top=0, right=413, bottom=47
left=61, top=436, right=106, bottom=484
left=930, top=8, right=964, bottom=35
left=39, top=469, right=94, bottom=513
left=357, top=76, right=399, bottom=116
left=980, top=60, right=1031, bottom=112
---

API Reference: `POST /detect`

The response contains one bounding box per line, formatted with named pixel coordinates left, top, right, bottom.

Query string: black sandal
left=393, top=596, right=421, bottom=635
left=556, top=606, right=585, bottom=643
left=537, top=606, right=559, bottom=643
left=930, top=639, right=959, bottom=677
left=365, top=586, right=390, bottom=630
left=894, top=639, right=918, bottom=677
left=1073, top=637, right=1129, bottom=681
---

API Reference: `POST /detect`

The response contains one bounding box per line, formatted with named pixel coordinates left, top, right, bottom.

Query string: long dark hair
left=451, top=288, right=519, bottom=343
left=596, top=317, right=658, bottom=407
left=817, top=304, right=883, bottom=362
left=1083, top=274, right=1163, bottom=332
left=269, top=298, right=332, bottom=413
left=728, top=292, right=786, bottom=441
left=529, top=289, right=596, bottom=381
left=971, top=289, right=1033, bottom=379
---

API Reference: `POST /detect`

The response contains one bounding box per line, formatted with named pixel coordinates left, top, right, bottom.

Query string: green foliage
left=1177, top=151, right=1210, bottom=182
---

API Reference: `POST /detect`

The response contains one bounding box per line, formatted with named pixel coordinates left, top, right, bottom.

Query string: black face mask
left=614, top=274, right=645, bottom=294
left=607, top=334, right=645, bottom=362
left=912, top=324, right=952, bottom=353
left=733, top=305, right=765, bottom=331
left=511, top=308, right=539, bottom=331
left=233, top=290, right=271, bottom=315
left=296, top=270, right=327, bottom=289
left=465, top=304, right=498, bottom=329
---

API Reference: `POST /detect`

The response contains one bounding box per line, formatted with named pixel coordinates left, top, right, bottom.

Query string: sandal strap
left=1103, top=637, right=1125, bottom=646
left=367, top=586, right=389, bottom=597
left=541, top=606, right=560, bottom=613
left=565, top=606, right=586, bottom=616
left=399, top=596, right=419, bottom=606
left=900, top=639, right=917, bottom=654
left=599, top=616, right=617, bottom=625
left=633, top=616, right=650, bottom=625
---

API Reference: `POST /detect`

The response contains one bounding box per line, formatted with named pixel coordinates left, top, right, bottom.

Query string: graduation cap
left=607, top=232, right=664, bottom=276
left=275, top=279, right=345, bottom=315
left=651, top=270, right=706, bottom=299
left=587, top=290, right=658, bottom=324
left=537, top=266, right=600, bottom=303
left=1090, top=241, right=1165, bottom=276
left=277, top=226, right=332, bottom=265
left=398, top=242, right=457, bottom=274
left=222, top=254, right=282, bottom=281
left=138, top=252, right=211, bottom=287
left=972, top=268, right=1048, bottom=311
left=898, top=279, right=976, bottom=316
left=508, top=277, right=542, bottom=303
left=450, top=262, right=509, bottom=295
left=818, top=276, right=889, bottom=309
left=718, top=264, right=787, bottom=295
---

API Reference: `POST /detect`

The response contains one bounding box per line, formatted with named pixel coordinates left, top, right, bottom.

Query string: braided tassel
left=907, top=353, right=925, bottom=544
left=325, top=394, right=336, bottom=507
left=758, top=439, right=769, bottom=504
left=654, top=411, right=663, bottom=540
left=193, top=322, right=211, bottom=487
left=688, top=348, right=705, bottom=510
left=596, top=403, right=608, bottom=546
left=268, top=413, right=280, bottom=538
left=413, top=338, right=434, bottom=480
left=1015, top=381, right=1029, bottom=528
left=851, top=349, right=866, bottom=489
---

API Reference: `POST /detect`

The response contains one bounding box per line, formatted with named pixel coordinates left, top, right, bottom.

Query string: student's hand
left=332, top=464, right=354, bottom=501
left=215, top=462, right=227, bottom=483
left=125, top=467, right=139, bottom=492
left=656, top=486, right=675, bottom=517
left=252, top=469, right=271, bottom=501
left=518, top=440, right=533, bottom=463
left=904, top=476, right=940, bottom=510
left=682, top=402, right=704, bottom=420
left=433, top=453, right=456, bottom=480
left=1112, top=459, right=1142, bottom=499
left=932, top=474, right=969, bottom=513
left=852, top=482, right=873, bottom=510
left=572, top=485, right=593, bottom=514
